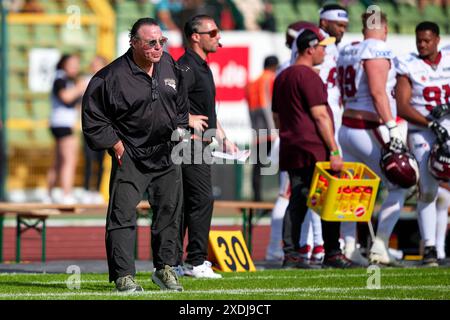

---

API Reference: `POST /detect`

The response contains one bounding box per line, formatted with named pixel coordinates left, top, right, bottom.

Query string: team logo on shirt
left=375, top=51, right=391, bottom=58
left=164, top=78, right=177, bottom=91
left=421, top=76, right=427, bottom=82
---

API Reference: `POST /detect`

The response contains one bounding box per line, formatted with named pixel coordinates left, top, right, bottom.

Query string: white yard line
left=0, top=285, right=448, bottom=299
left=219, top=272, right=450, bottom=281
left=0, top=270, right=447, bottom=284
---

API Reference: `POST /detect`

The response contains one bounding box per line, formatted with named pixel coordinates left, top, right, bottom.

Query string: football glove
left=429, top=121, right=450, bottom=144
left=388, top=137, right=407, bottom=153
left=386, top=120, right=406, bottom=153
left=430, top=104, right=450, bottom=120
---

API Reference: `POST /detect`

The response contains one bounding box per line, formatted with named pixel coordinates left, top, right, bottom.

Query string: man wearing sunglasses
left=176, top=14, right=239, bottom=279
left=82, top=18, right=189, bottom=292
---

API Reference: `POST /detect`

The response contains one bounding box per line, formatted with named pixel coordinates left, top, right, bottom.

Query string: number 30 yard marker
left=208, top=230, right=256, bottom=272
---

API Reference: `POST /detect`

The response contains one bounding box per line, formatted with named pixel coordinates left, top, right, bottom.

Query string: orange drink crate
left=307, top=162, right=381, bottom=222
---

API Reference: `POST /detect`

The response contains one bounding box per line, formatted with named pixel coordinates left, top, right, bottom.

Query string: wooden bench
left=0, top=200, right=274, bottom=263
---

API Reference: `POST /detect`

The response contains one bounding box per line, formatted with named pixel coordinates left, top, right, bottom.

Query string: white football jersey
left=317, top=32, right=341, bottom=112
left=337, top=39, right=397, bottom=117
left=395, top=50, right=450, bottom=120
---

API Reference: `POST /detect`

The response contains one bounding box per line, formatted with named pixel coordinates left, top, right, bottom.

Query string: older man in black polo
left=82, top=18, right=188, bottom=292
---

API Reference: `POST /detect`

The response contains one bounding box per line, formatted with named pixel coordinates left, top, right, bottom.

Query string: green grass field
left=0, top=267, right=449, bottom=300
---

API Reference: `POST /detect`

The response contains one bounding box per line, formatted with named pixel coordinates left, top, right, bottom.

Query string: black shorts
left=50, top=127, right=73, bottom=139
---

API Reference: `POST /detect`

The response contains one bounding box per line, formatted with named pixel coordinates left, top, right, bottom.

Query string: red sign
left=169, top=46, right=249, bottom=102
left=354, top=206, right=366, bottom=217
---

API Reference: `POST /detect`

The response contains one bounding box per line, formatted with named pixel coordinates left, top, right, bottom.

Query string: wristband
left=330, top=150, right=340, bottom=156
left=385, top=120, right=397, bottom=130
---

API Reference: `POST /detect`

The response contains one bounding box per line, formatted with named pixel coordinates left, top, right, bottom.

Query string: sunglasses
left=138, top=36, right=168, bottom=49
left=195, top=29, right=219, bottom=38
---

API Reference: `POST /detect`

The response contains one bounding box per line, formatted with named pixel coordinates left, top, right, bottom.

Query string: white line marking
left=0, top=285, right=448, bottom=299
left=0, top=270, right=447, bottom=285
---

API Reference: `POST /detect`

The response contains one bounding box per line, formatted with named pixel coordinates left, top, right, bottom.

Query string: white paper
left=211, top=150, right=251, bottom=162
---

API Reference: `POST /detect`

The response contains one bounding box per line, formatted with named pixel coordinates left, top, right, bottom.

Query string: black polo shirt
left=177, top=48, right=217, bottom=134
left=82, top=48, right=189, bottom=170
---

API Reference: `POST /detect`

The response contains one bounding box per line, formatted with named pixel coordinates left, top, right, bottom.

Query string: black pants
left=178, top=142, right=214, bottom=266
left=106, top=149, right=183, bottom=282
left=283, top=167, right=341, bottom=258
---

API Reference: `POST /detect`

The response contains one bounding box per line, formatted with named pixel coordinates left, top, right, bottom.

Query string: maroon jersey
left=272, top=65, right=332, bottom=170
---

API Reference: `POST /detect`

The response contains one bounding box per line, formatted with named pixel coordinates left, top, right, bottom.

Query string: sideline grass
left=0, top=268, right=448, bottom=300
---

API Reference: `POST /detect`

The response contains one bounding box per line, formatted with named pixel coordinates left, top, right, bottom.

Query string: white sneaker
left=41, top=194, right=53, bottom=204
left=369, top=237, right=403, bottom=267
left=184, top=261, right=222, bottom=279
left=60, top=194, right=77, bottom=205
left=90, top=192, right=105, bottom=204
left=344, top=241, right=369, bottom=267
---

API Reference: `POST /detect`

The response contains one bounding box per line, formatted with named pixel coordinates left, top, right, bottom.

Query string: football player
left=395, top=21, right=450, bottom=266
left=337, top=11, right=416, bottom=266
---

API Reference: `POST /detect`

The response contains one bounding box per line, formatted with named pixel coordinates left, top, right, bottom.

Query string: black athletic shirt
left=177, top=48, right=217, bottom=135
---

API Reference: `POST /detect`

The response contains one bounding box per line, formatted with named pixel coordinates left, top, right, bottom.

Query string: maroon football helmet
left=285, top=21, right=317, bottom=48
left=428, top=142, right=450, bottom=181
left=380, top=144, right=420, bottom=188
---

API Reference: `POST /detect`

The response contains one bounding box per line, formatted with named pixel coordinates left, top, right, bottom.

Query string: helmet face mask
left=428, top=142, right=450, bottom=182
left=380, top=144, right=420, bottom=188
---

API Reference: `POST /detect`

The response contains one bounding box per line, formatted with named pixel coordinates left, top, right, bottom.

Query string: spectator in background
left=246, top=55, right=278, bottom=202
left=418, top=0, right=448, bottom=13
left=82, top=56, right=108, bottom=204
left=154, top=0, right=184, bottom=31
left=47, top=54, right=87, bottom=204
left=258, top=0, right=276, bottom=32
left=206, top=0, right=245, bottom=30
left=20, top=0, right=44, bottom=13
left=179, top=0, right=212, bottom=34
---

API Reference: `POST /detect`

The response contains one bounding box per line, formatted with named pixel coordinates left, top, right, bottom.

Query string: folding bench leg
left=248, top=209, right=254, bottom=254
left=0, top=214, right=4, bottom=263
left=241, top=208, right=254, bottom=254
left=16, top=216, right=48, bottom=263
left=16, top=216, right=21, bottom=263
left=41, top=219, right=46, bottom=263
left=241, top=208, right=248, bottom=243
